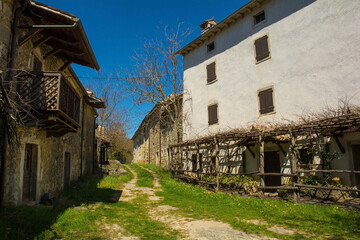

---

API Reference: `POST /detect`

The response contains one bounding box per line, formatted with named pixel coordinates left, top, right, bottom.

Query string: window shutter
left=258, top=88, right=274, bottom=114
left=207, top=62, right=216, bottom=83
left=208, top=104, right=218, bottom=125
left=254, top=35, right=269, bottom=62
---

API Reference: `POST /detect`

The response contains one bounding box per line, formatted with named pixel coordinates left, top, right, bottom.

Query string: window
left=258, top=88, right=274, bottom=115
left=254, top=11, right=265, bottom=25
left=254, top=35, right=270, bottom=63
left=208, top=104, right=218, bottom=125
left=206, top=62, right=216, bottom=83
left=207, top=42, right=215, bottom=52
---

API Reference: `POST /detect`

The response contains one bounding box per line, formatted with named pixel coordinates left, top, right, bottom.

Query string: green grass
left=130, top=164, right=154, bottom=188
left=143, top=164, right=360, bottom=240
left=0, top=165, right=180, bottom=240
left=1, top=163, right=359, bottom=240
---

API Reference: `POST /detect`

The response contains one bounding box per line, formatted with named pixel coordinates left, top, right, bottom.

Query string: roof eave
left=177, top=0, right=264, bottom=56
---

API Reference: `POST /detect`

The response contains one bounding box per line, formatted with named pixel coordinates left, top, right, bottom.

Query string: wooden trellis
left=169, top=113, right=360, bottom=203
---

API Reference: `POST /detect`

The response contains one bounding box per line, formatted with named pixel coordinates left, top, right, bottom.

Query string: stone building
left=132, top=94, right=182, bottom=168
left=175, top=0, right=360, bottom=188
left=0, top=0, right=105, bottom=205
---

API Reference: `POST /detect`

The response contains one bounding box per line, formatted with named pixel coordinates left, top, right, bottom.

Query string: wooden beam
left=33, top=36, right=51, bottom=48
left=259, top=135, right=265, bottom=195
left=18, top=29, right=43, bottom=46
left=42, top=30, right=79, bottom=44
left=43, top=48, right=61, bottom=59
left=215, top=137, right=220, bottom=191
left=333, top=135, right=345, bottom=153
left=58, top=61, right=72, bottom=72
left=46, top=42, right=85, bottom=55
left=290, top=133, right=300, bottom=203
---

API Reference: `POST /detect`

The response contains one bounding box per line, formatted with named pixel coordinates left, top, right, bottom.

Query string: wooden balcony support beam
left=18, top=29, right=43, bottom=46
left=58, top=61, right=72, bottom=72
left=33, top=36, right=52, bottom=48
left=44, top=48, right=61, bottom=59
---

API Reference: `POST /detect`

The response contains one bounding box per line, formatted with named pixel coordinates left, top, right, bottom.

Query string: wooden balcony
left=15, top=71, right=81, bottom=137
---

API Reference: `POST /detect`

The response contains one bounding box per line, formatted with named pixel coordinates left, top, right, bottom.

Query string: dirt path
left=120, top=165, right=277, bottom=240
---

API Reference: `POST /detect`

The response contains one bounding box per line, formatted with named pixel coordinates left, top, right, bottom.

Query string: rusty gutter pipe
left=17, top=22, right=78, bottom=29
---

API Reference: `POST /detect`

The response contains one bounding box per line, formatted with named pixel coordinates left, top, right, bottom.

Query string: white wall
left=182, top=0, right=360, bottom=140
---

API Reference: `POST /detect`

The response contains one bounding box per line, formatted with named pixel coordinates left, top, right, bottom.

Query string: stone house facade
left=132, top=95, right=182, bottom=168
left=177, top=0, right=360, bottom=187
left=0, top=0, right=104, bottom=205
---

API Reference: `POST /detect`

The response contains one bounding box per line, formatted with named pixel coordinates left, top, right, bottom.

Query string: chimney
left=200, top=18, right=217, bottom=34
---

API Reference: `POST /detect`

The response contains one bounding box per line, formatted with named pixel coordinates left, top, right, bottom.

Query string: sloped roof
left=177, top=0, right=265, bottom=56
left=23, top=0, right=99, bottom=70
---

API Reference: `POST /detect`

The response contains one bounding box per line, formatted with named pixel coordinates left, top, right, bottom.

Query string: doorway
left=264, top=151, right=281, bottom=188
left=22, top=144, right=38, bottom=203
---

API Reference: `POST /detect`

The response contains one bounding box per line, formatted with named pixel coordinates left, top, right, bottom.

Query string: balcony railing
left=15, top=71, right=80, bottom=137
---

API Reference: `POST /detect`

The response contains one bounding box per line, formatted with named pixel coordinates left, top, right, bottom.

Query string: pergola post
left=259, top=135, right=265, bottom=196
left=215, top=137, right=220, bottom=191
left=290, top=133, right=300, bottom=203
left=196, top=143, right=200, bottom=180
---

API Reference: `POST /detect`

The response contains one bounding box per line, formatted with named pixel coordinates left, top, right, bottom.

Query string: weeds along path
left=138, top=165, right=275, bottom=240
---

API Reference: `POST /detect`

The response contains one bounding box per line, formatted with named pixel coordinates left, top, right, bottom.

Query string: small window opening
left=254, top=11, right=265, bottom=25
left=258, top=88, right=274, bottom=115
left=208, top=104, right=218, bottom=125
left=207, top=42, right=215, bottom=52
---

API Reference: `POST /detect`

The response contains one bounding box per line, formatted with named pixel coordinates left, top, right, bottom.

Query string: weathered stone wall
left=0, top=0, right=15, bottom=73
left=133, top=109, right=178, bottom=168
left=82, top=104, right=96, bottom=175
left=2, top=4, right=98, bottom=205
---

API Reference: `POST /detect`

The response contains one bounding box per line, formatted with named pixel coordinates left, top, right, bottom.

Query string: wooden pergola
left=169, top=112, right=360, bottom=203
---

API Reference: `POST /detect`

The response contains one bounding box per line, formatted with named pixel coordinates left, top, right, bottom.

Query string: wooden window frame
left=258, top=86, right=275, bottom=116
left=208, top=103, right=218, bottom=125
left=254, top=34, right=271, bottom=64
left=206, top=61, right=217, bottom=84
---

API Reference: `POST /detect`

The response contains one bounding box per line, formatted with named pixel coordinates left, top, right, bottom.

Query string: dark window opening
left=299, top=149, right=311, bottom=165
left=208, top=104, right=218, bottom=125
left=191, top=154, right=197, bottom=172
left=254, top=11, right=266, bottom=25
left=207, top=42, right=215, bottom=52
left=206, top=62, right=216, bottom=83
left=254, top=35, right=270, bottom=62
left=258, top=88, right=274, bottom=114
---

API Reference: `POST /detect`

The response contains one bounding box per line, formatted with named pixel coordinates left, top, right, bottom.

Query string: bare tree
left=86, top=73, right=125, bottom=138
left=117, top=23, right=190, bottom=143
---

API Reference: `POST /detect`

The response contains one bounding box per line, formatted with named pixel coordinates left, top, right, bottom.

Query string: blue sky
left=40, top=0, right=249, bottom=136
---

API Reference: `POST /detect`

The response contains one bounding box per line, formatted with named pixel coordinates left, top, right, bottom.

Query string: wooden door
left=23, top=144, right=37, bottom=203
left=64, top=152, right=71, bottom=189
left=352, top=145, right=360, bottom=186
left=264, top=151, right=281, bottom=188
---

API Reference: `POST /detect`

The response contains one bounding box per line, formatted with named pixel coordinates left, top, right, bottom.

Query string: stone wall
left=132, top=108, right=177, bottom=168
left=0, top=0, right=15, bottom=73
left=1, top=2, right=98, bottom=205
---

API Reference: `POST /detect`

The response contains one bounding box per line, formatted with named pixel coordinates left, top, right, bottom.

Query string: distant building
left=132, top=94, right=182, bottom=168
